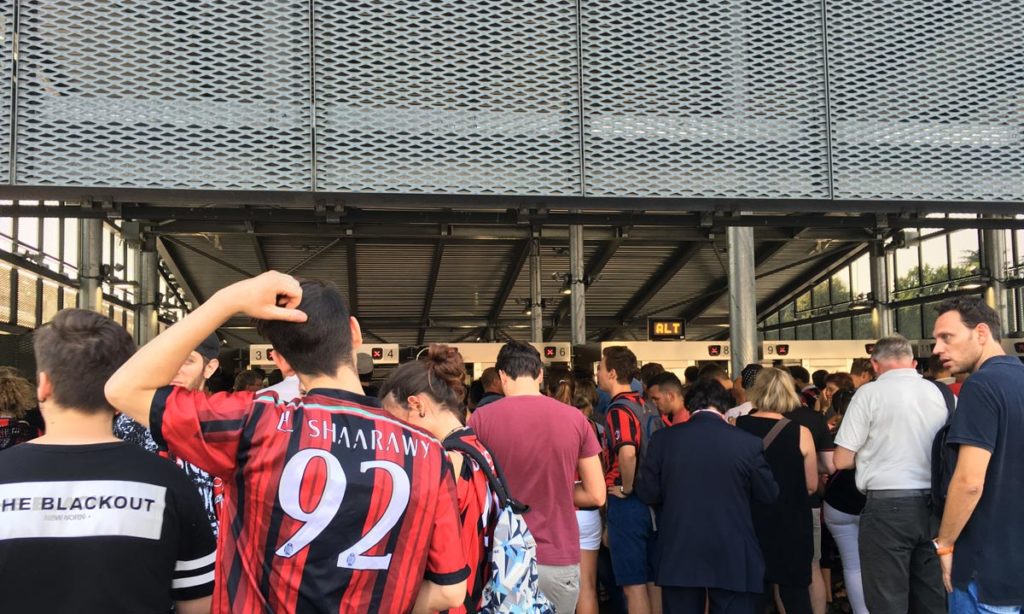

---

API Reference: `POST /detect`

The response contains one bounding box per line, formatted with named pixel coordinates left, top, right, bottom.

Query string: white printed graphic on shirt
left=0, top=480, right=166, bottom=540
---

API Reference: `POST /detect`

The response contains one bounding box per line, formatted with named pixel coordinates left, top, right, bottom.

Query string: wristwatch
left=932, top=539, right=954, bottom=556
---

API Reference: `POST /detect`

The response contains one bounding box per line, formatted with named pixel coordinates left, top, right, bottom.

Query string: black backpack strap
left=445, top=437, right=529, bottom=514
left=929, top=379, right=956, bottom=422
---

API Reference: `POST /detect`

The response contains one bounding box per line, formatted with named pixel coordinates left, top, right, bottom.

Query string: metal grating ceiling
left=14, top=0, right=312, bottom=189
left=156, top=231, right=865, bottom=347
left=0, top=1, right=12, bottom=184
left=826, top=0, right=1024, bottom=200
left=313, top=0, right=583, bottom=195
left=581, top=0, right=831, bottom=198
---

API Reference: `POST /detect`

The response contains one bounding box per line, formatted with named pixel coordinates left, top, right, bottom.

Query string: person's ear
left=407, top=394, right=427, bottom=418
left=204, top=358, right=220, bottom=380
left=349, top=316, right=364, bottom=364
left=37, top=372, right=53, bottom=404
left=975, top=323, right=990, bottom=345
left=270, top=349, right=295, bottom=377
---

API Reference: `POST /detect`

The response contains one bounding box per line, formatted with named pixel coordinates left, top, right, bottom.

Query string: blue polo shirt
left=947, top=355, right=1024, bottom=605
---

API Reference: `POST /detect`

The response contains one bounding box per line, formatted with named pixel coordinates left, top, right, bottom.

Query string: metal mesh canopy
left=15, top=0, right=312, bottom=190
left=0, top=2, right=12, bottom=184
left=314, top=0, right=583, bottom=195
left=581, top=0, right=832, bottom=198
left=827, top=0, right=1024, bottom=200
left=0, top=1, right=1020, bottom=203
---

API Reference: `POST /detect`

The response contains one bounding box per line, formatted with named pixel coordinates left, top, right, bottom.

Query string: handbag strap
left=762, top=417, right=791, bottom=450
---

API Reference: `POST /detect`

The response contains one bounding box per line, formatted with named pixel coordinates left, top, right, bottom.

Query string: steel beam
left=78, top=218, right=104, bottom=312
left=546, top=238, right=622, bottom=341
left=570, top=224, right=586, bottom=346
left=870, top=242, right=894, bottom=338
left=983, top=221, right=1009, bottom=326
left=1, top=186, right=1022, bottom=215
left=136, top=239, right=159, bottom=344
left=162, top=236, right=255, bottom=279
left=757, top=243, right=870, bottom=317
left=599, top=242, right=703, bottom=340
left=251, top=235, right=268, bottom=273
left=155, top=237, right=204, bottom=308
left=418, top=241, right=446, bottom=346
left=529, top=239, right=543, bottom=342
left=487, top=240, right=532, bottom=329
left=728, top=226, right=758, bottom=376
left=678, top=242, right=789, bottom=323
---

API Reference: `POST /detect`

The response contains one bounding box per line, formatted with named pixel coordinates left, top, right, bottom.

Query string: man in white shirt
left=834, top=335, right=948, bottom=614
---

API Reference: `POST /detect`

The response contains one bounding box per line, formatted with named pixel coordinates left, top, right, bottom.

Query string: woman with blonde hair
left=0, top=368, right=41, bottom=450
left=737, top=367, right=818, bottom=614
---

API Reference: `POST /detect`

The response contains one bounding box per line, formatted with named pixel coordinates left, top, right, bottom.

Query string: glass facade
left=0, top=201, right=187, bottom=334
left=761, top=219, right=996, bottom=342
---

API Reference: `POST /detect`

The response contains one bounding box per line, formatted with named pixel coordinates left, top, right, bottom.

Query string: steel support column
left=529, top=239, right=543, bottom=342
left=983, top=223, right=1008, bottom=326
left=78, top=218, right=103, bottom=312
left=136, top=238, right=159, bottom=344
left=870, top=241, right=894, bottom=338
left=570, top=223, right=586, bottom=346
left=728, top=226, right=757, bottom=377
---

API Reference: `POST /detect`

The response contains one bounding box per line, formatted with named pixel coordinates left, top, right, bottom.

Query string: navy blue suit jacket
left=636, top=411, right=779, bottom=593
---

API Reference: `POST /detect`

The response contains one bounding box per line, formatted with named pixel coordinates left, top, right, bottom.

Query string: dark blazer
left=636, top=411, right=779, bottom=593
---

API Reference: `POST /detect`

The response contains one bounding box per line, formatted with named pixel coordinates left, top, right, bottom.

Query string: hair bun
left=425, top=344, right=467, bottom=398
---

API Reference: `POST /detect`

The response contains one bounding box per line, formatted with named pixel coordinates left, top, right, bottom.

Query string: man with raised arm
left=106, top=272, right=468, bottom=614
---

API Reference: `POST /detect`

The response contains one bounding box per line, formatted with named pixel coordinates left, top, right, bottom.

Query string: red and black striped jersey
left=603, top=392, right=643, bottom=487
left=151, top=385, right=469, bottom=614
left=442, top=428, right=499, bottom=614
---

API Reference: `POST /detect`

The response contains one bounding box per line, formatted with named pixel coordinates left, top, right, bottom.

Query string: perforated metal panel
left=827, top=1, right=1024, bottom=200
left=0, top=1, right=12, bottom=183
left=581, top=0, right=831, bottom=198
left=15, top=0, right=312, bottom=189
left=314, top=0, right=582, bottom=195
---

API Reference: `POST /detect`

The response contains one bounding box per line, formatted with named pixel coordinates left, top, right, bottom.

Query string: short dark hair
left=927, top=354, right=948, bottom=375
left=602, top=346, right=637, bottom=385
left=638, top=362, right=665, bottom=388
left=35, top=309, right=135, bottom=413
left=479, top=367, right=501, bottom=390
left=256, top=280, right=353, bottom=377
left=697, top=363, right=728, bottom=382
left=233, top=370, right=264, bottom=392
left=788, top=365, right=810, bottom=385
left=831, top=388, right=856, bottom=417
left=936, top=296, right=1003, bottom=342
left=647, top=371, right=684, bottom=396
left=684, top=377, right=734, bottom=414
left=812, top=369, right=828, bottom=389
left=496, top=341, right=542, bottom=379
left=683, top=365, right=699, bottom=384
left=850, top=358, right=874, bottom=378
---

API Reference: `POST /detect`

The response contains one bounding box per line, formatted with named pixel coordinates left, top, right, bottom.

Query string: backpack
left=929, top=380, right=958, bottom=515
left=445, top=439, right=555, bottom=614
left=608, top=394, right=665, bottom=472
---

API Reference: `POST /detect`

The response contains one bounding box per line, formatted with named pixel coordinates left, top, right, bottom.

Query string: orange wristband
left=933, top=539, right=954, bottom=556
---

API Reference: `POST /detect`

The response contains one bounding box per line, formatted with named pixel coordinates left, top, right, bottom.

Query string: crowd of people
left=0, top=270, right=1021, bottom=614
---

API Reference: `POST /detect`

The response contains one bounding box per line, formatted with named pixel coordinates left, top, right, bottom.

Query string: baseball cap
left=195, top=333, right=222, bottom=361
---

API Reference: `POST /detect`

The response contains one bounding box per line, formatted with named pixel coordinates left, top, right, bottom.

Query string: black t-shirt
left=947, top=356, right=1024, bottom=605
left=0, top=441, right=216, bottom=613
left=789, top=405, right=830, bottom=507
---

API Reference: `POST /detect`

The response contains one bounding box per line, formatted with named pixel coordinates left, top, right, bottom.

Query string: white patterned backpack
left=446, top=440, right=555, bottom=614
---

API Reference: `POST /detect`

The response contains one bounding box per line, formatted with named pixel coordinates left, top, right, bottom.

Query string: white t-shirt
left=259, top=375, right=301, bottom=403
left=834, top=368, right=948, bottom=492
left=724, top=401, right=754, bottom=421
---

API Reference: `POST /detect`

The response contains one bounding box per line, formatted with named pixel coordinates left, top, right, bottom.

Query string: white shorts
left=576, top=509, right=602, bottom=551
